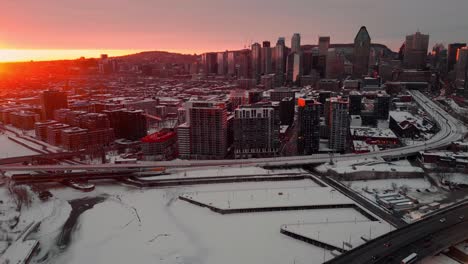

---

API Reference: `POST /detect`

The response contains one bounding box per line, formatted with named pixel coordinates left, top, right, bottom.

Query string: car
left=459, top=215, right=464, bottom=220
left=440, top=218, right=446, bottom=223
left=384, top=242, right=392, bottom=247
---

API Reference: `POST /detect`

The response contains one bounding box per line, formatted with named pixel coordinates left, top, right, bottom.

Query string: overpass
left=0, top=90, right=466, bottom=173
left=324, top=202, right=468, bottom=264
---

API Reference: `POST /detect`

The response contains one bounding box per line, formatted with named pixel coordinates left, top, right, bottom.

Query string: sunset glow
left=0, top=49, right=146, bottom=63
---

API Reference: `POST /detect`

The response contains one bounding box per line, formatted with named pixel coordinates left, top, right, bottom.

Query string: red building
left=141, top=129, right=178, bottom=161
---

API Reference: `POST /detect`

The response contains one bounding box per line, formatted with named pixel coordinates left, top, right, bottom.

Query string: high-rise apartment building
left=233, top=105, right=279, bottom=158
left=217, top=51, right=228, bottom=75
left=374, top=92, right=391, bottom=120
left=297, top=98, right=322, bottom=155
left=201, top=52, right=218, bottom=74
left=353, top=26, right=371, bottom=77
left=327, top=97, right=349, bottom=152
left=189, top=101, right=227, bottom=160
left=40, top=90, right=68, bottom=120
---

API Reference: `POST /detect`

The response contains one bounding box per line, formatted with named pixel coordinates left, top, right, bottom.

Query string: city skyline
left=2, top=0, right=468, bottom=62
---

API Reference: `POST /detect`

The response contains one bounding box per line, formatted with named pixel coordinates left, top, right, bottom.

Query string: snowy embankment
left=0, top=186, right=71, bottom=264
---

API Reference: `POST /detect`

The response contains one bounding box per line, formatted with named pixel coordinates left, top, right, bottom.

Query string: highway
left=324, top=202, right=468, bottom=264
left=0, top=90, right=465, bottom=172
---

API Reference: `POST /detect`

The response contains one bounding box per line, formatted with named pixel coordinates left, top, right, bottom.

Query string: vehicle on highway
left=440, top=218, right=446, bottom=223
left=401, top=252, right=418, bottom=264
left=460, top=215, right=465, bottom=220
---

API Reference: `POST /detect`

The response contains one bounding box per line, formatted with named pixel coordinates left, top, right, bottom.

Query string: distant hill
left=115, top=51, right=198, bottom=64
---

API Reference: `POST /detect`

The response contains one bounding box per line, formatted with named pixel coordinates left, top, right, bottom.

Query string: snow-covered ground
left=0, top=171, right=393, bottom=264
left=0, top=134, right=38, bottom=158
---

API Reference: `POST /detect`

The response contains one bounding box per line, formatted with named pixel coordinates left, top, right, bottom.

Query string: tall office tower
left=251, top=42, right=262, bottom=82
left=297, top=98, right=322, bottom=155
left=40, top=90, right=68, bottom=120
left=276, top=37, right=286, bottom=47
left=374, top=92, right=391, bottom=120
left=233, top=106, right=279, bottom=158
left=237, top=49, right=252, bottom=79
left=318, top=36, right=331, bottom=56
left=456, top=47, right=468, bottom=82
left=349, top=91, right=363, bottom=115
left=327, top=97, right=349, bottom=153
left=201, top=52, right=218, bottom=74
left=302, top=51, right=314, bottom=76
left=403, top=31, right=429, bottom=69
left=261, top=41, right=272, bottom=74
left=273, top=38, right=286, bottom=86
left=447, top=43, right=466, bottom=73
left=326, top=49, right=345, bottom=79
left=353, top=26, right=371, bottom=78
left=189, top=101, right=227, bottom=160
left=291, top=33, right=301, bottom=53
left=217, top=51, right=228, bottom=75
left=286, top=52, right=302, bottom=84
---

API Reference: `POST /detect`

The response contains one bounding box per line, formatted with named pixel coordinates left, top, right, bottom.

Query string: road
left=325, top=202, right=468, bottom=264
left=0, top=90, right=466, bottom=173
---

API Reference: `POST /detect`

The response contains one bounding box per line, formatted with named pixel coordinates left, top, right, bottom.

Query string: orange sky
left=2, top=0, right=468, bottom=63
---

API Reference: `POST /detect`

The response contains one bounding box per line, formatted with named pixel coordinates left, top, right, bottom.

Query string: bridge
left=324, top=201, right=468, bottom=264
left=0, top=90, right=465, bottom=173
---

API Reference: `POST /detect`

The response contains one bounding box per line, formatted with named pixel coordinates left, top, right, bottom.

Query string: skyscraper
left=403, top=31, right=429, bottom=69
left=286, top=52, right=302, bottom=84
left=448, top=43, right=467, bottom=73
left=291, top=33, right=301, bottom=53
left=456, top=47, right=468, bottom=86
left=273, top=38, right=286, bottom=86
left=233, top=105, right=279, bottom=158
left=297, top=98, right=322, bottom=155
left=327, top=97, right=349, bottom=153
left=353, top=26, right=371, bottom=78
left=40, top=90, right=68, bottom=120
left=251, top=42, right=262, bottom=82
left=318, top=36, right=330, bottom=56
left=261, top=41, right=272, bottom=74
left=237, top=49, right=252, bottom=79
left=227, top=51, right=238, bottom=76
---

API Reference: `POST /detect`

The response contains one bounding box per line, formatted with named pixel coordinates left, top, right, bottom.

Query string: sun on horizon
left=0, top=49, right=148, bottom=63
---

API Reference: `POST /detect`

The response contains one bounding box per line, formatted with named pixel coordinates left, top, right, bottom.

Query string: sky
left=1, top=0, right=468, bottom=61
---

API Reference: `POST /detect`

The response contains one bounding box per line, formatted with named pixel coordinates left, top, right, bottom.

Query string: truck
left=401, top=252, right=417, bottom=264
